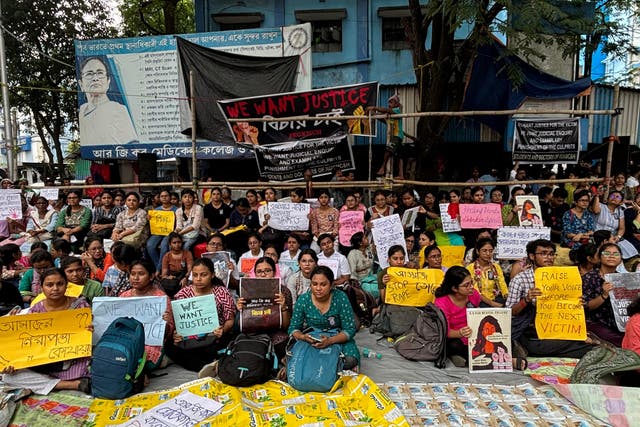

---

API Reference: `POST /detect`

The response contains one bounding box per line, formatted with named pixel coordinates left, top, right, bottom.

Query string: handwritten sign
left=307, top=198, right=334, bottom=209
left=201, top=251, right=231, bottom=287
left=440, top=246, right=466, bottom=268
left=121, top=391, right=223, bottom=427
left=92, top=296, right=167, bottom=346
left=0, top=308, right=92, bottom=370
left=467, top=308, right=512, bottom=373
left=0, top=189, right=22, bottom=219
left=80, top=198, right=93, bottom=209
left=267, top=202, right=310, bottom=231
left=515, top=195, right=544, bottom=227
left=149, top=210, right=175, bottom=236
left=338, top=210, right=364, bottom=246
left=496, top=227, right=551, bottom=259
left=239, top=278, right=282, bottom=332
left=440, top=203, right=462, bottom=233
left=534, top=266, right=586, bottom=340
left=258, top=203, right=268, bottom=227
left=459, top=204, right=503, bottom=229
left=401, top=207, right=420, bottom=230
left=240, top=257, right=259, bottom=276
left=371, top=214, right=406, bottom=269
left=38, top=187, right=59, bottom=201
left=171, top=295, right=219, bottom=337
left=604, top=272, right=640, bottom=332
left=384, top=267, right=443, bottom=307
left=318, top=258, right=339, bottom=279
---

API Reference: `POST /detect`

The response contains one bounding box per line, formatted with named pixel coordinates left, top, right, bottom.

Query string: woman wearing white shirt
left=174, top=189, right=204, bottom=251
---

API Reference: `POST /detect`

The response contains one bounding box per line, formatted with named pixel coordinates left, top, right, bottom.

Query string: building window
left=295, top=9, right=346, bottom=53
left=212, top=12, right=264, bottom=31
left=382, top=17, right=410, bottom=50
left=219, top=21, right=261, bottom=31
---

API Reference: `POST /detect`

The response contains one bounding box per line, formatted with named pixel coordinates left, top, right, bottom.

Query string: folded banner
left=513, top=118, right=580, bottom=164
left=254, top=132, right=355, bottom=181
left=0, top=308, right=92, bottom=370
left=218, top=82, right=378, bottom=145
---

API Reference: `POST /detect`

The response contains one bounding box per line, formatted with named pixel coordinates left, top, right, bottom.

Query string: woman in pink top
left=621, top=296, right=640, bottom=386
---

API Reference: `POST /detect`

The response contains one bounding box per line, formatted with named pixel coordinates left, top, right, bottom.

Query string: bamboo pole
left=604, top=85, right=620, bottom=198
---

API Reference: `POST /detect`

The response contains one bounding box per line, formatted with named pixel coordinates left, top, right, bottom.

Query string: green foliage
left=2, top=0, right=116, bottom=175
left=119, top=0, right=195, bottom=36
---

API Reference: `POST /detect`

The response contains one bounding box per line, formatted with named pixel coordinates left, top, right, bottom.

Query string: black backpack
left=393, top=303, right=447, bottom=369
left=217, top=333, right=277, bottom=387
left=370, top=303, right=421, bottom=338
left=338, top=280, right=378, bottom=327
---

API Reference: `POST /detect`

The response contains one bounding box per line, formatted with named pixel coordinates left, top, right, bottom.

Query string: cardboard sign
left=201, top=251, right=231, bottom=287
left=534, top=267, right=587, bottom=340
left=171, top=295, right=219, bottom=337
left=0, top=308, right=92, bottom=370
left=267, top=202, right=310, bottom=231
left=149, top=210, right=175, bottom=236
left=371, top=214, right=406, bottom=269
left=515, top=195, right=544, bottom=227
left=80, top=198, right=93, bottom=209
left=239, top=277, right=282, bottom=333
left=496, top=227, right=551, bottom=260
left=604, top=272, right=640, bottom=332
left=401, top=207, right=420, bottom=230
left=240, top=257, right=259, bottom=276
left=318, top=258, right=339, bottom=279
left=120, top=391, right=223, bottom=427
left=467, top=308, right=512, bottom=373
left=459, top=204, right=503, bottom=229
left=0, top=189, right=22, bottom=219
left=92, top=296, right=167, bottom=346
left=440, top=246, right=466, bottom=268
left=38, top=188, right=59, bottom=201
left=440, top=203, right=461, bottom=233
left=384, top=267, right=443, bottom=307
left=338, top=210, right=364, bottom=247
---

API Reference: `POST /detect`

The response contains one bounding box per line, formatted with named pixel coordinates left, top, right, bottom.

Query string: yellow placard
left=0, top=308, right=92, bottom=370
left=534, top=266, right=587, bottom=341
left=30, top=283, right=83, bottom=307
left=385, top=267, right=444, bottom=307
left=149, top=210, right=175, bottom=236
left=440, top=245, right=466, bottom=268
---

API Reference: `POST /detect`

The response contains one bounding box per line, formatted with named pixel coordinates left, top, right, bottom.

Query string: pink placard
left=338, top=210, right=365, bottom=246
left=459, top=203, right=503, bottom=229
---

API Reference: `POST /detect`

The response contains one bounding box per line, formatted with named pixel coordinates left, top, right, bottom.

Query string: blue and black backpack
left=91, top=317, right=146, bottom=399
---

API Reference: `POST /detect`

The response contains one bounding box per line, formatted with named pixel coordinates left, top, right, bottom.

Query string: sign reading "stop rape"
left=385, top=267, right=444, bottom=307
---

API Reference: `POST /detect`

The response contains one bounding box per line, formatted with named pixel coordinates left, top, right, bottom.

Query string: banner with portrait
left=467, top=308, right=512, bottom=373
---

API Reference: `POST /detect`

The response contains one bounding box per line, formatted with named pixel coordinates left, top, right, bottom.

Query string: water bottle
left=363, top=348, right=382, bottom=359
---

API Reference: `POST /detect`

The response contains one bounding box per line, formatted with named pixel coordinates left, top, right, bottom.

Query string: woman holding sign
left=165, top=258, right=236, bottom=372
left=466, top=238, right=508, bottom=307
left=286, top=249, right=318, bottom=304
left=2, top=268, right=92, bottom=394
left=111, top=192, right=148, bottom=250
left=55, top=190, right=91, bottom=252
left=310, top=190, right=340, bottom=242
left=24, top=196, right=58, bottom=245
left=582, top=243, right=625, bottom=346
left=120, top=260, right=174, bottom=373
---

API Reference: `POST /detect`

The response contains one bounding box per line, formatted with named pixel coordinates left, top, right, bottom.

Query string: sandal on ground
left=77, top=377, right=91, bottom=394
left=276, top=367, right=287, bottom=381
left=513, top=357, right=528, bottom=371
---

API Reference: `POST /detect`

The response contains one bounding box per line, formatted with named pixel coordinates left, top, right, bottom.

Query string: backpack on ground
left=338, top=280, right=378, bottom=327
left=370, top=303, right=421, bottom=338
left=394, top=303, right=447, bottom=369
left=217, top=333, right=277, bottom=387
left=286, top=329, right=343, bottom=392
left=91, top=317, right=146, bottom=399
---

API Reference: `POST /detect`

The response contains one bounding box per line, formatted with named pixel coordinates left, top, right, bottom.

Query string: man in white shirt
left=317, top=233, right=351, bottom=285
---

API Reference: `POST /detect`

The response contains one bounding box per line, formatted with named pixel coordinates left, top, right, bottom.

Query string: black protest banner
left=254, top=132, right=355, bottom=181
left=218, top=82, right=378, bottom=145
left=512, top=118, right=580, bottom=164
left=239, top=277, right=282, bottom=333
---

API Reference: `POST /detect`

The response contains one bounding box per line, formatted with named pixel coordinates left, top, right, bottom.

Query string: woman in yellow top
left=466, top=238, right=508, bottom=307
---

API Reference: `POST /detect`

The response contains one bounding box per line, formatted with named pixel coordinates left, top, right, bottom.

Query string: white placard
left=120, top=390, right=222, bottom=426
left=401, top=206, right=420, bottom=230
left=267, top=202, right=310, bottom=231
left=318, top=258, right=339, bottom=278
left=0, top=189, right=22, bottom=219
left=79, top=198, right=93, bottom=209
left=38, top=188, right=59, bottom=201
left=515, top=195, right=544, bottom=227
left=496, top=226, right=551, bottom=259
left=92, top=296, right=167, bottom=346
left=371, top=214, right=406, bottom=268
left=258, top=203, right=268, bottom=227
left=440, top=203, right=462, bottom=233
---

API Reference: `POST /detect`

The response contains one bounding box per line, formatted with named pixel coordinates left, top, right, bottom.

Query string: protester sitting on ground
left=0, top=243, right=28, bottom=284
left=227, top=197, right=260, bottom=254
left=236, top=256, right=292, bottom=360
left=582, top=243, right=625, bottom=347
left=310, top=189, right=339, bottom=243
left=1, top=196, right=31, bottom=247
left=24, top=196, right=58, bottom=246
left=286, top=248, right=318, bottom=305
left=506, top=239, right=595, bottom=358
left=466, top=238, right=508, bottom=307
left=288, top=266, right=360, bottom=371
left=347, top=232, right=373, bottom=282
left=501, top=187, right=525, bottom=227
left=561, top=189, right=595, bottom=249
left=421, top=245, right=447, bottom=272
left=50, top=238, right=71, bottom=268
left=1, top=268, right=92, bottom=394
left=160, top=232, right=193, bottom=290
left=623, top=192, right=640, bottom=252
left=18, top=249, right=54, bottom=304
left=366, top=190, right=394, bottom=228
left=55, top=190, right=91, bottom=252
left=239, top=232, right=264, bottom=267
left=88, top=191, right=124, bottom=240
left=378, top=245, right=407, bottom=303
left=404, top=230, right=420, bottom=268
left=417, top=231, right=437, bottom=269
left=120, top=260, right=174, bottom=374
left=286, top=188, right=312, bottom=248
left=280, top=234, right=301, bottom=273
left=570, top=243, right=599, bottom=277
left=0, top=259, right=22, bottom=315
left=146, top=190, right=178, bottom=271
left=81, top=236, right=112, bottom=283
left=317, top=233, right=351, bottom=286
left=102, top=242, right=137, bottom=296
left=111, top=192, right=148, bottom=250
left=397, top=188, right=427, bottom=235
left=262, top=244, right=290, bottom=280
left=173, top=189, right=204, bottom=252
left=203, top=187, right=231, bottom=235
left=245, top=189, right=260, bottom=212
left=48, top=256, right=104, bottom=305
left=164, top=258, right=236, bottom=372
left=203, top=233, right=239, bottom=291
left=620, top=295, right=640, bottom=386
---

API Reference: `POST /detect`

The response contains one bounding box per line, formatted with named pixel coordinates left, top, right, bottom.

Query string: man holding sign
left=506, top=239, right=593, bottom=358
